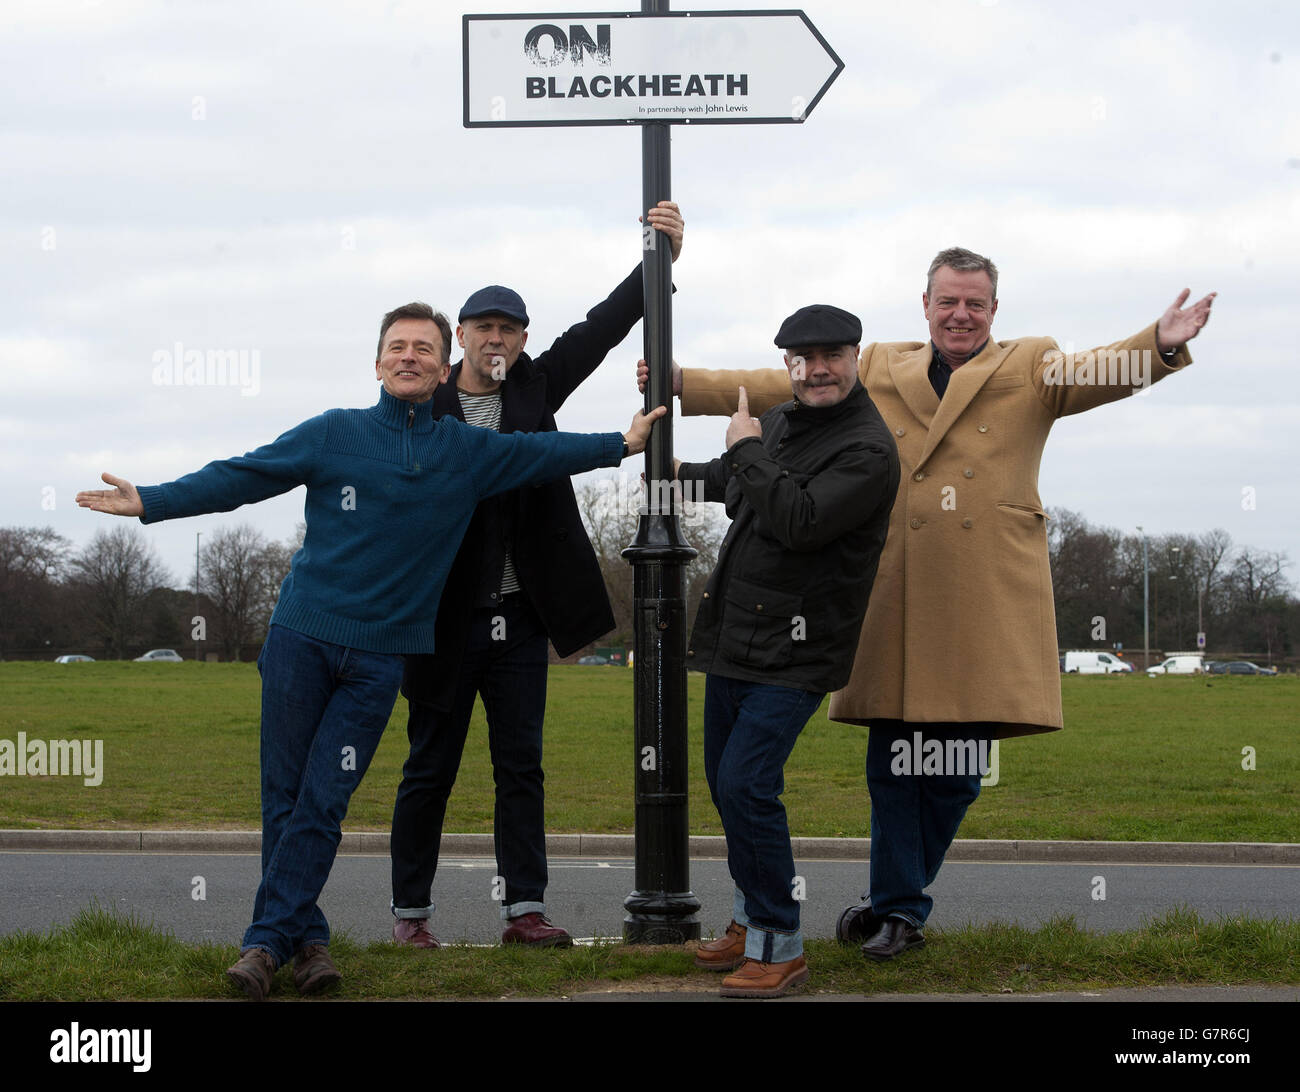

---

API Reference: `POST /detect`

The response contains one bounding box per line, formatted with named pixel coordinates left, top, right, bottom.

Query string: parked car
left=54, top=654, right=95, bottom=663
left=1147, top=655, right=1204, bottom=675
left=134, top=649, right=184, bottom=663
left=1220, top=661, right=1277, bottom=676
left=1062, top=651, right=1129, bottom=674
left=576, top=655, right=612, bottom=666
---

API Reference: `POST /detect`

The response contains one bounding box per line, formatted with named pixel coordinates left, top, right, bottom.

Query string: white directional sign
left=463, top=10, right=843, bottom=127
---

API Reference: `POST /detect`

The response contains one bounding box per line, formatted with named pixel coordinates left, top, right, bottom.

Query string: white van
left=1147, top=654, right=1204, bottom=675
left=1063, top=651, right=1130, bottom=674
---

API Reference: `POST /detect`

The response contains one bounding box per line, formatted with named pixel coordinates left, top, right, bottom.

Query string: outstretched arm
left=536, top=201, right=685, bottom=412
left=466, top=406, right=668, bottom=500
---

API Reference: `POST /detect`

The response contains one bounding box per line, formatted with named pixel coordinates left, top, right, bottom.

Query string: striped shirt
left=457, top=387, right=521, bottom=597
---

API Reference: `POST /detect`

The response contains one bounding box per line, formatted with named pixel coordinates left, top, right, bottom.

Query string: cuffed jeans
left=704, top=674, right=824, bottom=964
left=390, top=595, right=550, bottom=922
left=865, top=720, right=990, bottom=927
left=243, top=624, right=404, bottom=965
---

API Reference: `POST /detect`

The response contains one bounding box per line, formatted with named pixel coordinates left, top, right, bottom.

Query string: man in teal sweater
left=77, top=301, right=663, bottom=1000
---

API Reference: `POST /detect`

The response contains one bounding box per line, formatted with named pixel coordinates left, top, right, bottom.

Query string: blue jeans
left=703, top=675, right=824, bottom=963
left=865, top=721, right=989, bottom=927
left=390, top=596, right=550, bottom=921
left=244, top=624, right=404, bottom=965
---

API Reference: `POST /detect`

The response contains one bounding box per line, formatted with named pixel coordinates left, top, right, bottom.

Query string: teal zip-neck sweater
left=137, top=387, right=623, bottom=653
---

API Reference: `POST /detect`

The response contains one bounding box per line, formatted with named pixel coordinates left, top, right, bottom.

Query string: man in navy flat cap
left=389, top=203, right=683, bottom=949
left=674, top=304, right=899, bottom=997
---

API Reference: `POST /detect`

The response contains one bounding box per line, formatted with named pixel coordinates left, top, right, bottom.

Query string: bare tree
left=0, top=526, right=73, bottom=657
left=71, top=526, right=172, bottom=658
left=198, top=524, right=281, bottom=660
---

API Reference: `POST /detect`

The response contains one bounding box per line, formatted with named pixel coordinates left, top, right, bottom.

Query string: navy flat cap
left=774, top=304, right=862, bottom=349
left=459, top=285, right=530, bottom=327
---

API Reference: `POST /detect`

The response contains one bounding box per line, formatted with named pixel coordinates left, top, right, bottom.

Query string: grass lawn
left=0, top=663, right=1296, bottom=842
left=0, top=905, right=1295, bottom=1000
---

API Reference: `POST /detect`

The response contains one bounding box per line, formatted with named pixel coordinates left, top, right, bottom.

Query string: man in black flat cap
left=389, top=203, right=683, bottom=949
left=675, top=304, right=899, bottom=997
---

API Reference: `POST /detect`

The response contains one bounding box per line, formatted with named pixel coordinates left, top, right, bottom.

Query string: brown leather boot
left=720, top=955, right=810, bottom=998
left=693, top=920, right=747, bottom=971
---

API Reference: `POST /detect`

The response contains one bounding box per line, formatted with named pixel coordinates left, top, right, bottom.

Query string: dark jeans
left=244, top=624, right=404, bottom=965
left=865, top=720, right=990, bottom=927
left=703, top=674, right=824, bottom=963
left=391, top=596, right=550, bottom=919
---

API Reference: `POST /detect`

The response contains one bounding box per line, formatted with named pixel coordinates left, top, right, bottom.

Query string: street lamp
left=194, top=531, right=201, bottom=663
left=1138, top=526, right=1149, bottom=668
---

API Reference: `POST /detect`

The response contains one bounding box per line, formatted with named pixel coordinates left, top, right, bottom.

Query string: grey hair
left=926, top=247, right=999, bottom=299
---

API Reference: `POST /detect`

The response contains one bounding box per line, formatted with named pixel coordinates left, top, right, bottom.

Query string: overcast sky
left=4, top=0, right=1297, bottom=591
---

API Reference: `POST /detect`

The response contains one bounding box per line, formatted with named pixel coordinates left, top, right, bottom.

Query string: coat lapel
left=915, top=341, right=1014, bottom=469
left=888, top=345, right=940, bottom=431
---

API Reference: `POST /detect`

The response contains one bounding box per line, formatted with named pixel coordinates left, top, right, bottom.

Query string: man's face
left=784, top=344, right=859, bottom=407
left=457, top=314, right=528, bottom=389
left=374, top=318, right=447, bottom=403
left=923, top=266, right=998, bottom=362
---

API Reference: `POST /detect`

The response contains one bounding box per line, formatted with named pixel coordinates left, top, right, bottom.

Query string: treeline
left=0, top=523, right=300, bottom=662
left=3, top=503, right=1295, bottom=664
left=1048, top=509, right=1295, bottom=663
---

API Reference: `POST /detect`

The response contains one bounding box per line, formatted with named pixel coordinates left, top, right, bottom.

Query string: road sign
left=463, top=11, right=843, bottom=126
left=1197, top=631, right=1206, bottom=649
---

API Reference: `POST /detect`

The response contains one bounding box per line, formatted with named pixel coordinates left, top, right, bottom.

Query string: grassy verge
left=0, top=906, right=1295, bottom=1000
left=1, top=663, right=1297, bottom=842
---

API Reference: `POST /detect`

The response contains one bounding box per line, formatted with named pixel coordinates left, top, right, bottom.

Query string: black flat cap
left=774, top=304, right=862, bottom=349
left=459, top=285, right=530, bottom=327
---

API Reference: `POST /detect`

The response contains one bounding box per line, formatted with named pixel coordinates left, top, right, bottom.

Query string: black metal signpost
left=463, top=3, right=842, bottom=943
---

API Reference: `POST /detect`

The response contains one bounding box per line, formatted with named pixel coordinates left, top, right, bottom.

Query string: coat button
left=755, top=604, right=764, bottom=612
left=909, top=518, right=921, bottom=529
left=687, top=650, right=695, bottom=657
left=962, top=518, right=973, bottom=528
left=978, top=425, right=989, bottom=433
left=702, top=592, right=710, bottom=599
left=913, top=471, right=925, bottom=482
left=964, top=469, right=974, bottom=478
left=895, top=427, right=905, bottom=436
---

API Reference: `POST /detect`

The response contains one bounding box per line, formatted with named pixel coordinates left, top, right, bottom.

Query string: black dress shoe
left=835, top=899, right=881, bottom=946
left=860, top=917, right=925, bottom=962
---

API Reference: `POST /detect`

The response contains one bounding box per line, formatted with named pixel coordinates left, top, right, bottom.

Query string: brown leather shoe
left=720, top=955, right=809, bottom=998
left=501, top=912, right=573, bottom=948
left=392, top=917, right=441, bottom=949
left=226, top=947, right=277, bottom=1002
left=292, top=944, right=341, bottom=995
left=694, top=920, right=747, bottom=971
